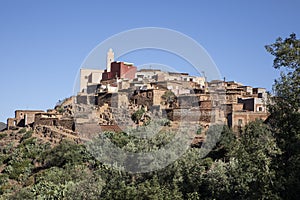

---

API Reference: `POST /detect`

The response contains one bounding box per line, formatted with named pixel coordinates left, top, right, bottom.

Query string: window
left=258, top=107, right=263, bottom=112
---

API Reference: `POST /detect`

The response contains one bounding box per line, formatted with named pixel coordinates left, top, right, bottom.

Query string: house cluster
left=7, top=97, right=74, bottom=131
left=7, top=49, right=269, bottom=135
left=75, top=49, right=269, bottom=133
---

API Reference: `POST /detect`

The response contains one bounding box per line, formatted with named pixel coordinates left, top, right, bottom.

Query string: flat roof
left=138, top=69, right=161, bottom=72
left=15, top=110, right=44, bottom=112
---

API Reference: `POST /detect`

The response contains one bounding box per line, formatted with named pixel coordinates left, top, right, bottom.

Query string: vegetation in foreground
left=0, top=34, right=299, bottom=199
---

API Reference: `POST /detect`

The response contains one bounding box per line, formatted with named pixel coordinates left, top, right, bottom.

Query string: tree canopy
left=265, top=33, right=300, bottom=199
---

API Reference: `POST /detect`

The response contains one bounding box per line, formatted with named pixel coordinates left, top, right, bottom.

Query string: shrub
left=196, top=128, right=202, bottom=135
left=5, top=159, right=33, bottom=181
left=18, top=128, right=27, bottom=134
left=20, top=131, right=33, bottom=143
left=131, top=108, right=145, bottom=123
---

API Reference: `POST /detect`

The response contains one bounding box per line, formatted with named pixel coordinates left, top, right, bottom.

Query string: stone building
left=130, top=88, right=167, bottom=108
left=34, top=113, right=74, bottom=131
left=226, top=86, right=268, bottom=131
left=238, top=97, right=267, bottom=112
left=136, top=69, right=206, bottom=91
left=228, top=108, right=269, bottom=131
left=7, top=45, right=273, bottom=137
left=7, top=110, right=44, bottom=130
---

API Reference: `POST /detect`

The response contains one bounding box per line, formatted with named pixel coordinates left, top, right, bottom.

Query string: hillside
left=0, top=127, right=96, bottom=199
left=0, top=120, right=286, bottom=199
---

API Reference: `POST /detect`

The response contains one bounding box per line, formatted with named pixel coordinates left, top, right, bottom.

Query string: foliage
left=20, top=130, right=33, bottom=143
left=131, top=108, right=145, bottom=123
left=227, top=121, right=281, bottom=199
left=265, top=33, right=300, bottom=199
left=55, top=105, right=65, bottom=114
left=18, top=128, right=27, bottom=134
left=196, top=127, right=202, bottom=135
left=158, top=118, right=171, bottom=126
left=161, top=90, right=176, bottom=105
left=205, top=125, right=236, bottom=160
left=265, top=33, right=300, bottom=70
left=42, top=140, right=91, bottom=168
left=0, top=119, right=290, bottom=199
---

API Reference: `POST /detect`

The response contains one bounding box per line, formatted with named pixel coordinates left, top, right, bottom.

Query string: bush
left=56, top=106, right=64, bottom=113
left=159, top=118, right=171, bottom=126
left=20, top=131, right=33, bottom=143
left=0, top=174, right=9, bottom=185
left=196, top=128, right=202, bottom=135
left=20, top=137, right=37, bottom=147
left=131, top=108, right=145, bottom=123
left=5, top=159, right=33, bottom=181
left=42, top=140, right=90, bottom=168
left=18, top=128, right=27, bottom=134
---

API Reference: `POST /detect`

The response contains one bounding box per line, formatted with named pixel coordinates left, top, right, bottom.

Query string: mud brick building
left=7, top=110, right=44, bottom=130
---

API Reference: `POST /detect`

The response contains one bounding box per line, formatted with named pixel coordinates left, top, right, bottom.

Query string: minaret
left=106, top=48, right=114, bottom=72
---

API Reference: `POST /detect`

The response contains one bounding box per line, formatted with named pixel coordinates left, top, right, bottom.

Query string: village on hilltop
left=5, top=49, right=269, bottom=145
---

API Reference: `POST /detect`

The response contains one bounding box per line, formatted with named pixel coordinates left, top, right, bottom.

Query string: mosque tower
left=106, top=48, right=114, bottom=72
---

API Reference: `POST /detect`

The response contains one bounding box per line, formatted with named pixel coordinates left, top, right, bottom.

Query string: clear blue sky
left=1, top=0, right=300, bottom=123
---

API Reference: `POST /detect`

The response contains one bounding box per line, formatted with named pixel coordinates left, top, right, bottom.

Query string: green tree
left=205, top=125, right=237, bottom=161
left=131, top=108, right=145, bottom=124
left=202, top=120, right=281, bottom=199
left=265, top=33, right=300, bottom=199
left=230, top=121, right=281, bottom=199
left=161, top=90, right=176, bottom=107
